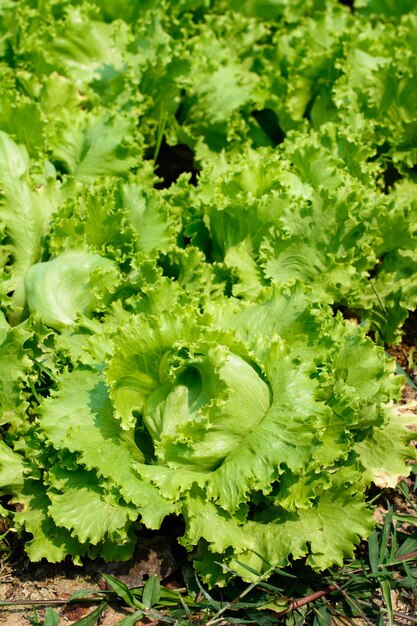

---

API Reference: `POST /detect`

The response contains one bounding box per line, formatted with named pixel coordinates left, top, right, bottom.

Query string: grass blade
left=178, top=592, right=194, bottom=623
left=379, top=507, right=393, bottom=565
left=101, top=574, right=145, bottom=611
left=68, top=590, right=108, bottom=601
left=380, top=579, right=393, bottom=626
left=115, top=610, right=144, bottom=625
left=142, top=574, right=161, bottom=609
left=71, top=601, right=108, bottom=626
left=394, top=531, right=417, bottom=559
left=368, top=530, right=380, bottom=576
left=44, top=608, right=59, bottom=626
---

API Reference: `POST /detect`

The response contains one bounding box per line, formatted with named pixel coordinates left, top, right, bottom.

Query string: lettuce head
left=1, top=284, right=413, bottom=583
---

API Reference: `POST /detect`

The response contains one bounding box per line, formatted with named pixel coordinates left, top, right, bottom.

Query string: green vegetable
left=17, top=250, right=119, bottom=330
left=1, top=284, right=414, bottom=582
left=0, top=0, right=416, bottom=586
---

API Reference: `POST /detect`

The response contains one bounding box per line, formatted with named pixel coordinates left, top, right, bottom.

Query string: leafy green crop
left=0, top=0, right=416, bottom=586
left=1, top=281, right=414, bottom=583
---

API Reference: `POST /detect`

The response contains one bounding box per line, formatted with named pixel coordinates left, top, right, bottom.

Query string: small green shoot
left=101, top=573, right=145, bottom=611
left=142, top=574, right=161, bottom=609
left=44, top=608, right=59, bottom=626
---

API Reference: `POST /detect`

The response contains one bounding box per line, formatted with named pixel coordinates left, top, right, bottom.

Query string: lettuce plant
left=0, top=0, right=416, bottom=586
left=0, top=282, right=414, bottom=583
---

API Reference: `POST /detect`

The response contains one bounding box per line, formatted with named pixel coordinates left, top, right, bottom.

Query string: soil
left=0, top=535, right=181, bottom=625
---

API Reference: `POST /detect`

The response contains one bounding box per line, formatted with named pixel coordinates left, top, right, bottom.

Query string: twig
left=270, top=547, right=417, bottom=621
left=343, top=548, right=417, bottom=577
left=394, top=550, right=417, bottom=563
left=0, top=597, right=101, bottom=607
left=273, top=585, right=337, bottom=617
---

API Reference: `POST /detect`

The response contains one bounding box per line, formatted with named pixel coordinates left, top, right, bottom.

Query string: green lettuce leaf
left=17, top=250, right=119, bottom=330
left=0, top=132, right=60, bottom=295
left=0, top=314, right=31, bottom=428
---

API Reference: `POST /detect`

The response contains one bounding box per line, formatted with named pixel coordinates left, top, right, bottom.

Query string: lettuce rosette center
left=144, top=347, right=271, bottom=471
